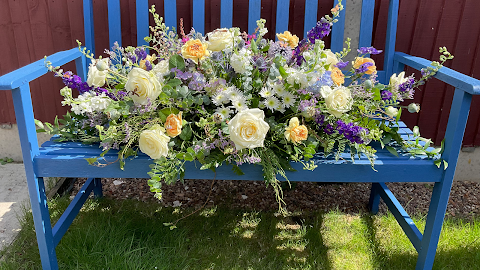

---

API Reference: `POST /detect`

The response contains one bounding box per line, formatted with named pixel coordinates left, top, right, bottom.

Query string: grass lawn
left=0, top=196, right=479, bottom=270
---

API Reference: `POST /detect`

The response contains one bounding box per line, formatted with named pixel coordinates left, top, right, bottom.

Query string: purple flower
left=335, top=61, right=349, bottom=69
left=298, top=98, right=317, bottom=112
left=336, top=120, right=369, bottom=144
left=307, top=18, right=332, bottom=44
left=268, top=41, right=293, bottom=61
left=292, top=39, right=309, bottom=66
left=188, top=72, right=206, bottom=91
left=145, top=60, right=152, bottom=71
left=324, top=123, right=335, bottom=135
left=307, top=71, right=333, bottom=94
left=381, top=90, right=393, bottom=100
left=314, top=112, right=325, bottom=126
left=134, top=48, right=147, bottom=61
left=357, top=47, right=383, bottom=55
left=355, top=62, right=374, bottom=74
left=175, top=69, right=193, bottom=80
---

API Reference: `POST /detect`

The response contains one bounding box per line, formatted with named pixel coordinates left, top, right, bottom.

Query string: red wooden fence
left=1, top=0, right=479, bottom=146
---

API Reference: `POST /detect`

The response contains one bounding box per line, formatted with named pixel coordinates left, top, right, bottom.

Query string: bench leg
left=368, top=183, right=381, bottom=214
left=92, top=178, right=103, bottom=198
left=28, top=176, right=59, bottom=270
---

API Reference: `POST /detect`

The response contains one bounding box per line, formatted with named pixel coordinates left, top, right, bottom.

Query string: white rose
left=325, top=86, right=353, bottom=117
left=324, top=50, right=339, bottom=70
left=389, top=71, right=408, bottom=87
left=207, top=28, right=234, bottom=51
left=139, top=125, right=170, bottom=159
left=87, top=62, right=108, bottom=87
left=125, top=67, right=162, bottom=105
left=228, top=108, right=270, bottom=151
left=320, top=85, right=333, bottom=99
left=153, top=59, right=170, bottom=77
left=385, top=106, right=399, bottom=118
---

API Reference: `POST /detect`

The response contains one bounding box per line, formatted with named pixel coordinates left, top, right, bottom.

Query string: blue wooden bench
left=1, top=0, right=479, bottom=269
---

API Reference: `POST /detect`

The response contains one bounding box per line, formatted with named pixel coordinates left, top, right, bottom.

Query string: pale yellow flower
left=276, top=31, right=299, bottom=49
left=165, top=112, right=183, bottom=138
left=331, top=67, right=345, bottom=86
left=284, top=117, right=308, bottom=144
left=181, top=39, right=210, bottom=64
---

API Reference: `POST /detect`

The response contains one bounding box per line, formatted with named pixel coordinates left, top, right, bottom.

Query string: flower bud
left=385, top=106, right=399, bottom=118
left=96, top=58, right=109, bottom=72
left=213, top=112, right=225, bottom=124
left=407, top=103, right=420, bottom=113
left=364, top=80, right=373, bottom=89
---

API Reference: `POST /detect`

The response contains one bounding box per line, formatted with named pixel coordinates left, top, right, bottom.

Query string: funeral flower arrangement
left=40, top=3, right=452, bottom=212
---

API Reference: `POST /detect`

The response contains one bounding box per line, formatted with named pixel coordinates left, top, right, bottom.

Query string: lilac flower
left=145, top=60, right=152, bottom=71
left=335, top=61, right=349, bottom=69
left=292, top=39, right=308, bottom=66
left=298, top=98, right=317, bottom=112
left=357, top=47, right=383, bottom=55
left=314, top=111, right=325, bottom=126
left=306, top=18, right=332, bottom=44
left=134, top=48, right=147, bottom=61
left=174, top=69, right=193, bottom=80
left=127, top=52, right=137, bottom=63
left=268, top=41, right=293, bottom=61
left=324, top=123, right=335, bottom=135
left=381, top=90, right=393, bottom=100
left=355, top=62, right=374, bottom=74
left=188, top=72, right=206, bottom=91
left=336, top=120, right=369, bottom=144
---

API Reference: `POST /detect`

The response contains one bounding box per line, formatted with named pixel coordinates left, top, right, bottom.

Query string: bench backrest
left=83, top=0, right=399, bottom=84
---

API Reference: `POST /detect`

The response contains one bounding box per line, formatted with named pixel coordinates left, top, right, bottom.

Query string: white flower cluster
left=70, top=92, right=112, bottom=115
left=230, top=48, right=252, bottom=74
left=260, top=81, right=296, bottom=113
left=285, top=67, right=319, bottom=89
left=212, top=86, right=249, bottom=112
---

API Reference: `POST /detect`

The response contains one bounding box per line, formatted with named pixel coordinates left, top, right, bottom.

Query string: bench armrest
left=0, top=48, right=84, bottom=91
left=394, top=52, right=480, bottom=95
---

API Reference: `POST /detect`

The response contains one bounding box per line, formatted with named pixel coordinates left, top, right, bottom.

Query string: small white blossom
left=282, top=92, right=296, bottom=108
left=216, top=106, right=232, bottom=119
left=259, top=86, right=275, bottom=98
left=263, top=96, right=280, bottom=112
left=231, top=96, right=248, bottom=112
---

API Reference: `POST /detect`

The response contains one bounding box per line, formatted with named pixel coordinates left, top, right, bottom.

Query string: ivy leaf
left=434, top=159, right=442, bottom=168
left=169, top=54, right=185, bottom=71
left=443, top=160, right=449, bottom=170
left=385, top=146, right=399, bottom=157
left=85, top=157, right=98, bottom=165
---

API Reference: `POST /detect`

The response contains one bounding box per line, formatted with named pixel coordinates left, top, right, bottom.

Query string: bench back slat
left=303, top=0, right=318, bottom=39
left=164, top=0, right=177, bottom=32
left=275, top=0, right=290, bottom=35
left=383, top=0, right=400, bottom=83
left=192, top=0, right=206, bottom=34
left=331, top=0, right=345, bottom=52
left=136, top=0, right=149, bottom=47
left=220, top=0, right=233, bottom=28
left=83, top=0, right=95, bottom=59
left=359, top=0, right=375, bottom=49
left=248, top=0, right=262, bottom=34
left=107, top=0, right=122, bottom=48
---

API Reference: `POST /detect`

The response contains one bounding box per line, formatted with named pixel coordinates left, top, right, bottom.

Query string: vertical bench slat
left=164, top=0, right=177, bottom=31
left=275, top=0, right=290, bottom=36
left=192, top=0, right=205, bottom=34
left=136, top=0, right=149, bottom=47
left=303, top=0, right=318, bottom=38
left=107, top=0, right=122, bottom=48
left=359, top=0, right=375, bottom=49
left=220, top=0, right=233, bottom=28
left=331, top=0, right=345, bottom=53
left=383, top=0, right=399, bottom=83
left=83, top=0, right=95, bottom=65
left=248, top=0, right=262, bottom=34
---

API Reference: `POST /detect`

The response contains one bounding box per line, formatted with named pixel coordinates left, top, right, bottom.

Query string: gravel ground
left=72, top=177, right=480, bottom=220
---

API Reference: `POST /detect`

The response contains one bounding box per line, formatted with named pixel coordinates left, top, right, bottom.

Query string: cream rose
left=87, top=61, right=108, bottom=87
left=324, top=86, right=353, bottom=117
left=153, top=59, right=170, bottom=77
left=125, top=67, right=162, bottom=105
left=207, top=28, right=234, bottom=51
left=139, top=125, right=170, bottom=159
left=228, top=108, right=270, bottom=151
left=385, top=106, right=399, bottom=118
left=324, top=50, right=339, bottom=70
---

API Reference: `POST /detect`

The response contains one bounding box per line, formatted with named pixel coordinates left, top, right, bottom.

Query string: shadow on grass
left=0, top=197, right=478, bottom=270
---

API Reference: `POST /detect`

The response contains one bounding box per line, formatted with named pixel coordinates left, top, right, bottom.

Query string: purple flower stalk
left=355, top=62, right=374, bottom=74
left=335, top=61, right=349, bottom=69
left=336, top=120, right=369, bottom=144
left=357, top=46, right=383, bottom=55
left=307, top=18, right=332, bottom=44
left=381, top=90, right=393, bottom=100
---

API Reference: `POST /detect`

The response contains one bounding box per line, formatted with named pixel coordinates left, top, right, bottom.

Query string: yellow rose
left=331, top=67, right=345, bottom=86
left=284, top=117, right=308, bottom=144
left=181, top=39, right=210, bottom=64
left=165, top=112, right=183, bottom=138
left=207, top=28, right=234, bottom=51
left=139, top=125, right=170, bottom=159
left=125, top=67, right=162, bottom=105
left=228, top=108, right=270, bottom=151
left=139, top=55, right=156, bottom=70
left=324, top=86, right=353, bottom=117
left=353, top=57, right=377, bottom=75
left=276, top=31, right=299, bottom=48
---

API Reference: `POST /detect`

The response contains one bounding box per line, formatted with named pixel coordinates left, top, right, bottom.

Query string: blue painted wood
left=220, top=0, right=233, bottom=28
left=416, top=89, right=473, bottom=270
left=83, top=0, right=95, bottom=67
left=12, top=85, right=58, bottom=270
left=93, top=178, right=103, bottom=198
left=248, top=0, right=261, bottom=34
left=164, top=0, right=177, bottom=31
left=75, top=53, right=88, bottom=82
left=368, top=183, right=381, bottom=214
left=382, top=0, right=399, bottom=84
left=358, top=0, right=375, bottom=49
left=0, top=49, right=83, bottom=90
left=192, top=0, right=205, bottom=34
left=303, top=0, right=318, bottom=38
left=136, top=0, right=149, bottom=47
left=52, top=178, right=96, bottom=247
left=376, top=182, right=423, bottom=251
left=275, top=0, right=290, bottom=36
left=394, top=52, right=480, bottom=95
left=107, top=0, right=122, bottom=48
left=331, top=0, right=345, bottom=53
